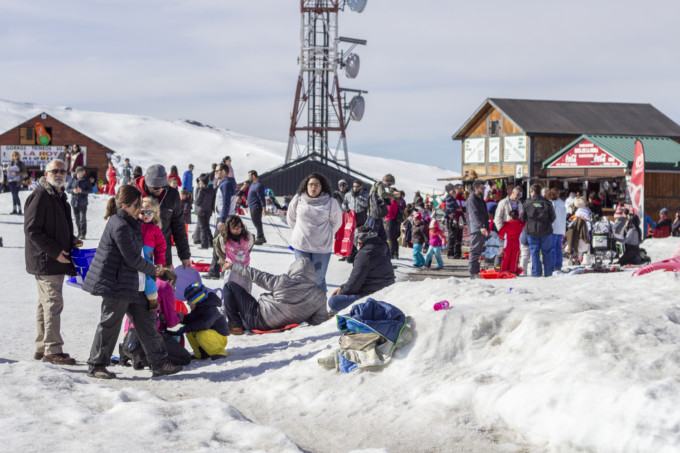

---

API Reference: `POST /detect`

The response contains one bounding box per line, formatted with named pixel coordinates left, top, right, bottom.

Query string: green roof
left=542, top=135, right=680, bottom=170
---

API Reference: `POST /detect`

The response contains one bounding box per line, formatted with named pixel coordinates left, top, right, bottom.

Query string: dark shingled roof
left=453, top=98, right=680, bottom=139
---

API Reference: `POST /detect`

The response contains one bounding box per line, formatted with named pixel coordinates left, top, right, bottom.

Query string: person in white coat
left=548, top=188, right=567, bottom=271
left=287, top=172, right=343, bottom=293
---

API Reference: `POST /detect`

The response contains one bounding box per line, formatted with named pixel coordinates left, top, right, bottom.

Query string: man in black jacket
left=192, top=174, right=216, bottom=249
left=466, top=180, right=489, bottom=278
left=24, top=159, right=79, bottom=365
left=134, top=164, right=191, bottom=268
left=520, top=183, right=556, bottom=277
left=327, top=226, right=396, bottom=314
left=444, top=186, right=462, bottom=259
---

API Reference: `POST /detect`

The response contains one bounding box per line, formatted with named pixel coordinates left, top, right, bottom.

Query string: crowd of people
left=22, top=155, right=400, bottom=380
left=18, top=153, right=677, bottom=379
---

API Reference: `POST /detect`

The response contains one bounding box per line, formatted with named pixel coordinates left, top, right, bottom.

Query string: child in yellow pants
left=173, top=282, right=229, bottom=360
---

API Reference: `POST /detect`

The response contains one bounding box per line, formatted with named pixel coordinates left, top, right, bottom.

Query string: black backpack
left=119, top=328, right=191, bottom=369
left=370, top=188, right=389, bottom=219
left=119, top=328, right=149, bottom=370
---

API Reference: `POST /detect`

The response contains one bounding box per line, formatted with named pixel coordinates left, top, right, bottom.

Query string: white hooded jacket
left=287, top=192, right=343, bottom=253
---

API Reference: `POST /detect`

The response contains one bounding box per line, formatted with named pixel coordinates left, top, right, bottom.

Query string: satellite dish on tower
left=349, top=95, right=365, bottom=121
left=347, top=0, right=367, bottom=13
left=345, top=53, right=360, bottom=79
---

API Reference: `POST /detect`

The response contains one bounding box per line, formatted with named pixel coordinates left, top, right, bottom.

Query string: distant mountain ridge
left=0, top=98, right=459, bottom=197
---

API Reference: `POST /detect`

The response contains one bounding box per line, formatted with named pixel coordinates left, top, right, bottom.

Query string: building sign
left=488, top=137, right=500, bottom=163
left=463, top=137, right=485, bottom=164
left=503, top=135, right=527, bottom=162
left=1, top=145, right=87, bottom=167
left=547, top=140, right=625, bottom=168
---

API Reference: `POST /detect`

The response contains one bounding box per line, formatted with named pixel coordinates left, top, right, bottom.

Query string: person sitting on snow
left=221, top=257, right=328, bottom=334
left=168, top=282, right=229, bottom=360
left=328, top=226, right=395, bottom=315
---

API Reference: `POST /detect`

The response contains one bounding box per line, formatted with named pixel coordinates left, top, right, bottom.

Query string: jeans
left=446, top=226, right=462, bottom=258
left=293, top=250, right=332, bottom=293
left=413, top=243, right=425, bottom=267
left=468, top=232, right=485, bottom=276
left=208, top=225, right=221, bottom=276
left=251, top=207, right=265, bottom=239
left=9, top=181, right=20, bottom=212
left=527, top=234, right=554, bottom=277
left=552, top=234, right=564, bottom=270
left=328, top=294, right=362, bottom=314
left=424, top=245, right=443, bottom=269
left=223, top=281, right=269, bottom=330
left=386, top=219, right=400, bottom=258
left=196, top=211, right=213, bottom=248
left=72, top=205, right=87, bottom=237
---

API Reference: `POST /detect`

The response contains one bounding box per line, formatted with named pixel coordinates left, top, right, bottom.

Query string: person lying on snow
left=167, top=282, right=229, bottom=360
left=221, top=257, right=328, bottom=334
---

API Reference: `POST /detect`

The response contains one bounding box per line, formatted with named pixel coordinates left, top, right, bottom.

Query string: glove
left=167, top=326, right=188, bottom=336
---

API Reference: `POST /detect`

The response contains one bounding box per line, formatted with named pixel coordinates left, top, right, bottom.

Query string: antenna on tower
left=285, top=0, right=368, bottom=171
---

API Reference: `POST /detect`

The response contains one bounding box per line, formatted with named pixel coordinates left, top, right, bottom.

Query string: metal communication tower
left=285, top=0, right=367, bottom=170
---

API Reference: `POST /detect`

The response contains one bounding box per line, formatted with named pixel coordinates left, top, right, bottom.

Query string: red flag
left=628, top=140, right=645, bottom=217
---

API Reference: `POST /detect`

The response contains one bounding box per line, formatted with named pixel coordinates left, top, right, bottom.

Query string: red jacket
left=498, top=219, right=525, bottom=244
left=385, top=198, right=400, bottom=220
left=106, top=166, right=117, bottom=183
left=141, top=222, right=167, bottom=265
left=168, top=173, right=182, bottom=187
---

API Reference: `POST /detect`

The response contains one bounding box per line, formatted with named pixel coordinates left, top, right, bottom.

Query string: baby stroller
left=590, top=217, right=619, bottom=266
left=481, top=231, right=502, bottom=269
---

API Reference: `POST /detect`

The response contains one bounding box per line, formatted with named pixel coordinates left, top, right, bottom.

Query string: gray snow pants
left=87, top=293, right=168, bottom=371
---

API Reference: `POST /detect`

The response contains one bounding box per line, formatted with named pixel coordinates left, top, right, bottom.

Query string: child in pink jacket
left=424, top=219, right=445, bottom=270
left=215, top=215, right=254, bottom=292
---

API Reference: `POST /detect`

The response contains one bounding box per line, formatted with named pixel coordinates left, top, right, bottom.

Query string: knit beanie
left=184, top=282, right=208, bottom=304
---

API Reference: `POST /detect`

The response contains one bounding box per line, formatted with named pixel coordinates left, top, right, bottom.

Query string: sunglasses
left=150, top=186, right=166, bottom=191
left=48, top=169, right=67, bottom=175
left=141, top=210, right=154, bottom=216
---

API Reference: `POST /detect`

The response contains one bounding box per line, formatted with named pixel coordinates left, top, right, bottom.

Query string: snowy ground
left=3, top=189, right=680, bottom=453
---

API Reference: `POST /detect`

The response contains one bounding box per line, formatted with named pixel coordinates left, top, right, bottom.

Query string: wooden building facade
left=452, top=98, right=680, bottom=182
left=452, top=98, right=680, bottom=220
left=0, top=112, right=116, bottom=179
left=543, top=135, right=680, bottom=218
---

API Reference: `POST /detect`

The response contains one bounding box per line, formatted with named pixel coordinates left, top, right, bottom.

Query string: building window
left=489, top=120, right=500, bottom=136
left=20, top=127, right=34, bottom=145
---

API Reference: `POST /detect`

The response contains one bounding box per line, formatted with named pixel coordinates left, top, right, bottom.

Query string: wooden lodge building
left=0, top=112, right=115, bottom=180
left=452, top=98, right=680, bottom=218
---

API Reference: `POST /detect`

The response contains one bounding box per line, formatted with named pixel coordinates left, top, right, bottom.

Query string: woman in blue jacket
left=84, top=185, right=182, bottom=379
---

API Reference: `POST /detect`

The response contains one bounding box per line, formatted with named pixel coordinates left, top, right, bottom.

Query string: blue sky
left=2, top=0, right=679, bottom=173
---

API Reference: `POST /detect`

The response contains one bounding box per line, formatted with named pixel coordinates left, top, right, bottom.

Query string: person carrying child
left=424, top=218, right=445, bottom=270
left=214, top=215, right=254, bottom=293
left=140, top=197, right=166, bottom=311
left=169, top=282, right=229, bottom=360
left=497, top=209, right=525, bottom=274
left=411, top=212, right=428, bottom=268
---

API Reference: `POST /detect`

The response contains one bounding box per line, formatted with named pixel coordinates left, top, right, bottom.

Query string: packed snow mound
left=0, top=98, right=459, bottom=197
left=4, top=187, right=680, bottom=452
left=0, top=360, right=301, bottom=452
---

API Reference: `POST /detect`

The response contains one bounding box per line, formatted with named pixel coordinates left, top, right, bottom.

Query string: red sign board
left=548, top=140, right=626, bottom=168
left=628, top=140, right=645, bottom=216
